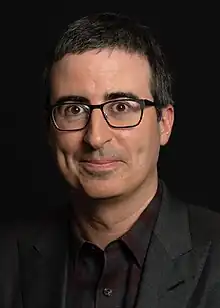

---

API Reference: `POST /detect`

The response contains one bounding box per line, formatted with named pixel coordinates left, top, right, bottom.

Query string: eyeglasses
left=48, top=97, right=157, bottom=131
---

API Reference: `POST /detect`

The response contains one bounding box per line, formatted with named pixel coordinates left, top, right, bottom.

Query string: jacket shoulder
left=187, top=203, right=220, bottom=244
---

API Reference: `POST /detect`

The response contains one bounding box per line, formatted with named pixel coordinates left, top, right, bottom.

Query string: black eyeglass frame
left=47, top=97, right=158, bottom=131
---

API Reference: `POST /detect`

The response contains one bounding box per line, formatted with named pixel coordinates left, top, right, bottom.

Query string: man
left=1, top=12, right=220, bottom=308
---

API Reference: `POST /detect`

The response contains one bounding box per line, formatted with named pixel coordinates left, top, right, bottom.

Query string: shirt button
left=103, top=288, right=113, bottom=297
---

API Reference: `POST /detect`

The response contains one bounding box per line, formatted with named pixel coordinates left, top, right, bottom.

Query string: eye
left=56, top=103, right=89, bottom=117
left=108, top=100, right=140, bottom=114
left=113, top=102, right=127, bottom=112
left=66, top=104, right=83, bottom=115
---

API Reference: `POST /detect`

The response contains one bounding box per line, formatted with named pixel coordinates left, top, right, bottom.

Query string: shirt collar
left=121, top=182, right=162, bottom=267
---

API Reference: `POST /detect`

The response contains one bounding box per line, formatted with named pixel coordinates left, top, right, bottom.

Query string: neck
left=71, top=176, right=158, bottom=249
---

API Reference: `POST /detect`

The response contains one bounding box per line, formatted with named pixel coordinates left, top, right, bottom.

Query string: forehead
left=50, top=49, right=153, bottom=101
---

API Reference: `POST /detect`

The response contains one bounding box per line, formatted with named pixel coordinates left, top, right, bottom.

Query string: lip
left=80, top=160, right=121, bottom=171
left=82, top=160, right=119, bottom=164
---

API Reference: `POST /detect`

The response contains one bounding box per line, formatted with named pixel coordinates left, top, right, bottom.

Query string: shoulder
left=0, top=206, right=69, bottom=255
left=187, top=202, right=220, bottom=244
left=186, top=203, right=220, bottom=272
left=0, top=222, right=20, bottom=303
left=165, top=186, right=220, bottom=285
left=161, top=181, right=220, bottom=244
left=186, top=203, right=220, bottom=298
left=161, top=181, right=220, bottom=259
left=171, top=196, right=220, bottom=279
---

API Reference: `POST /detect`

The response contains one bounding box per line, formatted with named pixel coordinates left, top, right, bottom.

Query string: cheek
left=119, top=119, right=160, bottom=170
left=51, top=130, right=82, bottom=156
left=50, top=131, right=84, bottom=187
left=50, top=130, right=83, bottom=176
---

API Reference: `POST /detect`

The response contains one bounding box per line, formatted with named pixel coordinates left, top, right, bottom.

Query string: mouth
left=79, top=159, right=121, bottom=172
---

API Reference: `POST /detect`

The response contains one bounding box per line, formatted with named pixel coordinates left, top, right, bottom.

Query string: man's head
left=44, top=12, right=174, bottom=199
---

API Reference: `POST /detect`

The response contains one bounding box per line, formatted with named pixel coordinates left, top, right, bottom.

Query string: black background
left=5, top=1, right=219, bottom=219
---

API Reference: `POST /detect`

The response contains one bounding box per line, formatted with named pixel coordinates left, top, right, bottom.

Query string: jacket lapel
left=135, top=184, right=211, bottom=308
left=17, top=216, right=69, bottom=308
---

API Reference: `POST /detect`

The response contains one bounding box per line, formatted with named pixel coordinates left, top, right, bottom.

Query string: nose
left=83, top=109, right=112, bottom=149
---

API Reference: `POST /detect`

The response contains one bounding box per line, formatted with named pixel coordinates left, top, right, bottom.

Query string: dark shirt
left=66, top=184, right=162, bottom=308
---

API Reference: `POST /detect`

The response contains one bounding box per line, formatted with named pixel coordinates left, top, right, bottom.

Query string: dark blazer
left=1, top=183, right=220, bottom=308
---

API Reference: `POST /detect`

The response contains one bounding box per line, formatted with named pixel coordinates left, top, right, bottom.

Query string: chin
left=80, top=181, right=123, bottom=200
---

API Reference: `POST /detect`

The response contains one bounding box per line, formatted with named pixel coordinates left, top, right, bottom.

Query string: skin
left=49, top=49, right=174, bottom=248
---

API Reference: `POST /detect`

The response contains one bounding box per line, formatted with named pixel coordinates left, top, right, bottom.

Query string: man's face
left=49, top=49, right=174, bottom=199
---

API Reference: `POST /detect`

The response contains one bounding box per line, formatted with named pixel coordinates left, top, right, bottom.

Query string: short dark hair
left=44, top=12, right=174, bottom=112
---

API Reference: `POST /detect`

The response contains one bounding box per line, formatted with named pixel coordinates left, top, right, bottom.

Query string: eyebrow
left=56, top=91, right=140, bottom=104
left=104, top=91, right=140, bottom=101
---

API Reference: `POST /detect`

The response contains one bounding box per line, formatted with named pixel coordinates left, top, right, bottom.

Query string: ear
left=159, top=104, right=174, bottom=146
